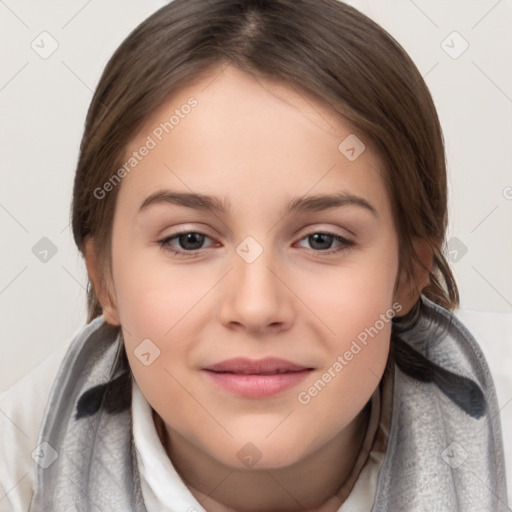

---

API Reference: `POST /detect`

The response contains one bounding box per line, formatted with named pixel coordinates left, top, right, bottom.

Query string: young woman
left=1, top=0, right=507, bottom=510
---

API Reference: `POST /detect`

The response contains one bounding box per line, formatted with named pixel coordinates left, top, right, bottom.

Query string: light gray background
left=1, top=0, right=511, bottom=502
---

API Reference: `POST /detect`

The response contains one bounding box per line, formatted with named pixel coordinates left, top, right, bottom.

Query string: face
left=96, top=64, right=406, bottom=470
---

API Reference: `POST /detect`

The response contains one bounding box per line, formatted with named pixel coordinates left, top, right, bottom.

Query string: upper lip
left=203, top=357, right=312, bottom=375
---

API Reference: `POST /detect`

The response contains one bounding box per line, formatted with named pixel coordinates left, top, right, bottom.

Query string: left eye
left=296, top=232, right=353, bottom=252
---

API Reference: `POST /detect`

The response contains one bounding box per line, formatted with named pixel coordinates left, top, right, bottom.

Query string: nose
left=218, top=243, right=294, bottom=335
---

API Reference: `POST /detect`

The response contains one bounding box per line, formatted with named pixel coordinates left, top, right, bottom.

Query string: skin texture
left=86, top=64, right=429, bottom=511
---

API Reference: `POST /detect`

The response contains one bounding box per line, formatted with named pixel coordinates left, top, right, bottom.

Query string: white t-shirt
left=0, top=341, right=384, bottom=512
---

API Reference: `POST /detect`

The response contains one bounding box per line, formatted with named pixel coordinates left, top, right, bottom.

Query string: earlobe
left=394, top=238, right=433, bottom=315
left=84, top=238, right=120, bottom=326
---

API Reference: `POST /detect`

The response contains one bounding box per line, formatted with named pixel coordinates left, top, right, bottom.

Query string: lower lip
left=202, top=369, right=312, bottom=398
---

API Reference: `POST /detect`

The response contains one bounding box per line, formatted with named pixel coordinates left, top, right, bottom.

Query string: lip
left=202, top=357, right=313, bottom=398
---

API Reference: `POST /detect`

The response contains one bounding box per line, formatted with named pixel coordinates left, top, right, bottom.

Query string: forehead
left=118, top=64, right=391, bottom=219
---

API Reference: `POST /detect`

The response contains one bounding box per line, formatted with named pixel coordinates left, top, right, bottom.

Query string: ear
left=394, top=238, right=433, bottom=315
left=84, top=238, right=120, bottom=326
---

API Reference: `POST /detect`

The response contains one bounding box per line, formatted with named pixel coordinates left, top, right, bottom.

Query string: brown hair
left=71, top=0, right=458, bottom=323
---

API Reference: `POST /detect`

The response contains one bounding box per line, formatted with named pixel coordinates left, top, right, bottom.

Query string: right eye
left=157, top=231, right=217, bottom=256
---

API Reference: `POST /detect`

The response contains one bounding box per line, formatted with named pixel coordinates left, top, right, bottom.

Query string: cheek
left=119, top=274, right=203, bottom=435
left=293, top=240, right=397, bottom=427
left=111, top=243, right=214, bottom=339
left=295, top=302, right=393, bottom=451
left=114, top=272, right=192, bottom=392
left=110, top=246, right=218, bottom=418
left=301, top=237, right=399, bottom=345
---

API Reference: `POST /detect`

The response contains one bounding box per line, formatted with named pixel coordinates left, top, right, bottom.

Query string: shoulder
left=0, top=340, right=71, bottom=512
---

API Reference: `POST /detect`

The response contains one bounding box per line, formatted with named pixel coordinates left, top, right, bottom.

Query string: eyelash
left=156, top=230, right=355, bottom=258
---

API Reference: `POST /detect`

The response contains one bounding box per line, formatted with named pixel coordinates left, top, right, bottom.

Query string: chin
left=214, top=433, right=314, bottom=471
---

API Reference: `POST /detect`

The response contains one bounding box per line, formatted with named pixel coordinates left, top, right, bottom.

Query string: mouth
left=202, top=357, right=314, bottom=398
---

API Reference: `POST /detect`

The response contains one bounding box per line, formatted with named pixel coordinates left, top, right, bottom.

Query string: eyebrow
left=138, top=190, right=377, bottom=217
